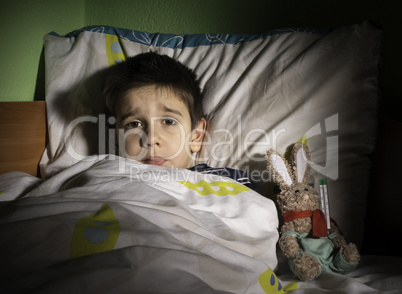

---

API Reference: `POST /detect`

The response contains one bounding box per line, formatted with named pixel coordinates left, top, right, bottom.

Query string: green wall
left=0, top=0, right=401, bottom=117
left=0, top=0, right=85, bottom=101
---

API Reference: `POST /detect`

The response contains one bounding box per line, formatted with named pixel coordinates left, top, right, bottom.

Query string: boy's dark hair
left=102, top=52, right=205, bottom=128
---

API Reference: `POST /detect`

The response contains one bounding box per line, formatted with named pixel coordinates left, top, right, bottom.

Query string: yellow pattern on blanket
left=178, top=180, right=250, bottom=196
left=259, top=268, right=298, bottom=293
left=105, top=34, right=126, bottom=66
left=70, top=202, right=121, bottom=261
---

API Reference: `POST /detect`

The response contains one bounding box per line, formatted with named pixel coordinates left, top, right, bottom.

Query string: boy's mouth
left=142, top=156, right=166, bottom=166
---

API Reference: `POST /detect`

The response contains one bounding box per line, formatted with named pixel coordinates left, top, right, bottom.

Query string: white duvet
left=1, top=156, right=402, bottom=293
left=0, top=156, right=280, bottom=293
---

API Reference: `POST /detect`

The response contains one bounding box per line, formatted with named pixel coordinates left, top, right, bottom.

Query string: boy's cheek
left=120, top=136, right=143, bottom=158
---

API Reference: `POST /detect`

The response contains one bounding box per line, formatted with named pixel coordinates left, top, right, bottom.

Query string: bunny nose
left=302, top=195, right=309, bottom=201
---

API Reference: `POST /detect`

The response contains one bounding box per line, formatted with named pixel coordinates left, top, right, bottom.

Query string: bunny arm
left=279, top=234, right=300, bottom=259
left=328, top=220, right=347, bottom=248
left=328, top=220, right=361, bottom=264
left=279, top=219, right=311, bottom=258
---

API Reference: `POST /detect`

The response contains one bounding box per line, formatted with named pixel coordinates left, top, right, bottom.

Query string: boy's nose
left=141, top=126, right=160, bottom=147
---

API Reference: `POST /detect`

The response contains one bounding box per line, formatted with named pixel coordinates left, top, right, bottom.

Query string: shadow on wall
left=34, top=47, right=45, bottom=101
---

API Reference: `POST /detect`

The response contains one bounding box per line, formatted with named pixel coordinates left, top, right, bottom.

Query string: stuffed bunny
left=266, top=142, right=360, bottom=281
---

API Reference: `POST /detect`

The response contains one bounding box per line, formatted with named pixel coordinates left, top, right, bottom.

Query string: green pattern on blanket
left=70, top=202, right=121, bottom=261
left=178, top=180, right=250, bottom=196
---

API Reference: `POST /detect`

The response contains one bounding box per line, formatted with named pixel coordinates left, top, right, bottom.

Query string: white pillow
left=41, top=22, right=382, bottom=246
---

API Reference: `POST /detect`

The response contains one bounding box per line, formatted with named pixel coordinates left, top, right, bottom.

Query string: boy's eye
left=125, top=121, right=143, bottom=129
left=162, top=118, right=178, bottom=126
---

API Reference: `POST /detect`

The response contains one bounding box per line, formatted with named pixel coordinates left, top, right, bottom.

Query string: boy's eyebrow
left=159, top=103, right=183, bottom=117
left=118, top=104, right=183, bottom=123
left=119, top=109, right=138, bottom=123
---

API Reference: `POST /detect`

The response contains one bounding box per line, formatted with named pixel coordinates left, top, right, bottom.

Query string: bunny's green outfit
left=282, top=230, right=358, bottom=276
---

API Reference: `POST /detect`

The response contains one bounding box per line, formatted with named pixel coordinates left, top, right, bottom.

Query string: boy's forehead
left=117, top=85, right=191, bottom=117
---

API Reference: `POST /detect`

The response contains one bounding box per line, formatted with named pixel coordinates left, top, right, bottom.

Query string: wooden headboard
left=0, top=101, right=47, bottom=177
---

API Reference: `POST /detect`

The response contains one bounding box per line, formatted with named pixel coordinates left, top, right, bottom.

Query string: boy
left=102, top=52, right=253, bottom=189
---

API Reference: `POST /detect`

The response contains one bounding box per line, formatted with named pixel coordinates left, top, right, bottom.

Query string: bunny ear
left=266, top=149, right=293, bottom=187
left=292, top=142, right=310, bottom=183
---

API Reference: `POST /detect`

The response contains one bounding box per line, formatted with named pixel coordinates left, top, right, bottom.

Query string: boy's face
left=115, top=85, right=205, bottom=169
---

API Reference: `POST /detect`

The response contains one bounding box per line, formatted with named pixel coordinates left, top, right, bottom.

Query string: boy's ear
left=190, top=118, right=207, bottom=153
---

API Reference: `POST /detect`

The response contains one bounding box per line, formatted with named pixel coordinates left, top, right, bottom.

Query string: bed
left=1, top=21, right=402, bottom=293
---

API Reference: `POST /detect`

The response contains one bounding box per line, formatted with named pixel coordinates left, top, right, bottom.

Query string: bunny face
left=276, top=182, right=321, bottom=213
